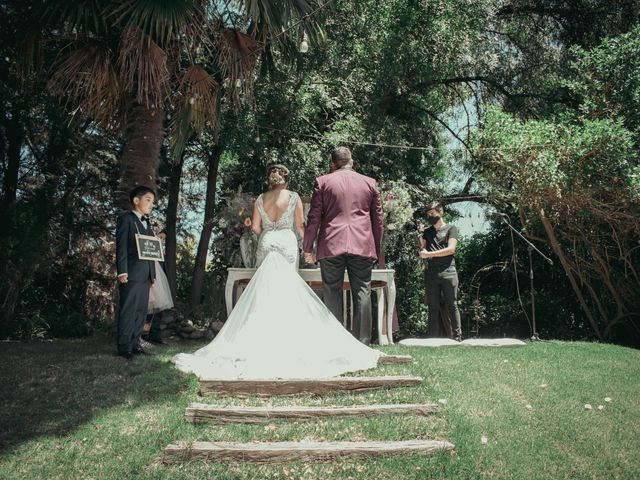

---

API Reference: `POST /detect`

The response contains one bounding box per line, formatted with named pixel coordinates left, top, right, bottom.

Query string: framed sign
left=135, top=234, right=165, bottom=261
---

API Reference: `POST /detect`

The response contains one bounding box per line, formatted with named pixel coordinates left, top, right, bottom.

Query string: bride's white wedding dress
left=172, top=191, right=381, bottom=379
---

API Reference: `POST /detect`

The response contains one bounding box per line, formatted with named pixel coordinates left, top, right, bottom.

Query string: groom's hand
left=304, top=252, right=315, bottom=264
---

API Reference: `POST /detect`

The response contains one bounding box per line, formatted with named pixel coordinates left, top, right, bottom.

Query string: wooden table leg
left=349, top=290, right=354, bottom=331
left=376, top=288, right=386, bottom=345
left=386, top=276, right=396, bottom=345
left=342, top=290, right=348, bottom=329
left=225, top=275, right=235, bottom=317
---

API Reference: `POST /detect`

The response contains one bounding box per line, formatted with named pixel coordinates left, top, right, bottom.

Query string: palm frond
left=217, top=28, right=261, bottom=111
left=239, top=0, right=326, bottom=42
left=40, top=0, right=111, bottom=35
left=170, top=65, right=220, bottom=158
left=118, top=27, right=170, bottom=108
left=179, top=65, right=220, bottom=131
left=240, top=0, right=313, bottom=31
left=168, top=104, right=194, bottom=160
left=47, top=39, right=122, bottom=127
left=16, top=31, right=45, bottom=86
left=109, top=0, right=205, bottom=48
left=231, top=0, right=327, bottom=64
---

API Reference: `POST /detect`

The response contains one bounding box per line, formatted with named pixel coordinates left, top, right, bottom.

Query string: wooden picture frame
left=135, top=233, right=165, bottom=262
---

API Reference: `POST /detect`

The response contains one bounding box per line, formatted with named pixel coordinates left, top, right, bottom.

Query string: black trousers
left=146, top=312, right=163, bottom=341
left=320, top=254, right=374, bottom=344
left=425, top=265, right=462, bottom=338
left=117, top=280, right=150, bottom=353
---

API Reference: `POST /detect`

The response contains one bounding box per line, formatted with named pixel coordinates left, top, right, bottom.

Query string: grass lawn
left=0, top=335, right=638, bottom=479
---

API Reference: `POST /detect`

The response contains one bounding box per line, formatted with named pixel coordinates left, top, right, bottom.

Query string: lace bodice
left=255, top=191, right=299, bottom=232
left=255, top=191, right=299, bottom=267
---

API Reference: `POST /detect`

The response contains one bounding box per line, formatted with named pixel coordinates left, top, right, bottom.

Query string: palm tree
left=23, top=0, right=324, bottom=209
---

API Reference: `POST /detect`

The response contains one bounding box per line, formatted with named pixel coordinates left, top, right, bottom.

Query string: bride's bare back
left=252, top=188, right=305, bottom=239
left=261, top=189, right=294, bottom=222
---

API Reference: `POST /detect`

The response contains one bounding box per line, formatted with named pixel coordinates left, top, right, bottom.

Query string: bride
left=172, top=164, right=382, bottom=379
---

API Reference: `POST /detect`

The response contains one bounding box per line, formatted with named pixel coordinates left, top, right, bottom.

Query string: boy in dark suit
left=116, top=186, right=157, bottom=359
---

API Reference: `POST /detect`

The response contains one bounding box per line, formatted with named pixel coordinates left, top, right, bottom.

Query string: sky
left=441, top=100, right=491, bottom=238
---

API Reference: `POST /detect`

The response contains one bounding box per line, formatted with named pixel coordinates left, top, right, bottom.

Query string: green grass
left=0, top=336, right=638, bottom=479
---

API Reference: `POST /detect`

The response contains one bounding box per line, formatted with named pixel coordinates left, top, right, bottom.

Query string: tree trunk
left=1, top=107, right=23, bottom=214
left=189, top=145, right=224, bottom=310
left=117, top=103, right=165, bottom=210
left=164, top=148, right=186, bottom=301
left=539, top=209, right=603, bottom=340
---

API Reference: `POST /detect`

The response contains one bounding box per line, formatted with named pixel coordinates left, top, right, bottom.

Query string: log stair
left=164, top=357, right=456, bottom=466
left=377, top=354, right=412, bottom=364
left=185, top=402, right=440, bottom=424
left=163, top=439, right=454, bottom=464
left=198, top=375, right=423, bottom=396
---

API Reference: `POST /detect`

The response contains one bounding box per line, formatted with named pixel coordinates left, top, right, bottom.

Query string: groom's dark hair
left=331, top=147, right=353, bottom=167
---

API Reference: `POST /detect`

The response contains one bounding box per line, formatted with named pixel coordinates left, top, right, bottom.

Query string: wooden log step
left=377, top=354, right=412, bottom=364
left=185, top=403, right=439, bottom=424
left=198, top=375, right=422, bottom=396
left=163, top=439, right=454, bottom=464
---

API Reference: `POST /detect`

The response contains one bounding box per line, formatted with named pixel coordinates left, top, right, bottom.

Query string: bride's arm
left=251, top=201, right=262, bottom=236
left=294, top=196, right=305, bottom=240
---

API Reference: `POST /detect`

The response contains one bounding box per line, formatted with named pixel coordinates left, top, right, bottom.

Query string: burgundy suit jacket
left=303, top=168, right=383, bottom=261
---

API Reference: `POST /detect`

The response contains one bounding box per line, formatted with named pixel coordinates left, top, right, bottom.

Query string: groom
left=304, top=147, right=383, bottom=344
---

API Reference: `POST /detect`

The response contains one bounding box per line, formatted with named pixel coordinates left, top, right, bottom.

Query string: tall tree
left=23, top=0, right=325, bottom=209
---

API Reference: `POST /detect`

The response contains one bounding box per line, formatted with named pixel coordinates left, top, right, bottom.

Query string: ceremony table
left=225, top=268, right=396, bottom=345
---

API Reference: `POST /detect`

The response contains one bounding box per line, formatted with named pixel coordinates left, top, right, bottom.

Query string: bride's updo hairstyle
left=267, top=164, right=290, bottom=189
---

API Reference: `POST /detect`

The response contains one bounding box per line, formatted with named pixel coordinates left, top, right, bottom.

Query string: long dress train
left=172, top=191, right=381, bottom=379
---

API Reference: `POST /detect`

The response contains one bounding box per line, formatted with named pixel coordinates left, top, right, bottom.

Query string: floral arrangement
left=214, top=190, right=258, bottom=268
left=214, top=184, right=416, bottom=268
left=379, top=180, right=416, bottom=243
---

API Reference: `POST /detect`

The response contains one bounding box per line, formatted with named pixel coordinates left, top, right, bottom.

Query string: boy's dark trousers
left=118, top=280, right=151, bottom=353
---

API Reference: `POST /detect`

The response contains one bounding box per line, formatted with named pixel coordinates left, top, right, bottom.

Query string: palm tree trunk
left=117, top=103, right=164, bottom=210
left=164, top=148, right=186, bottom=301
left=189, top=145, right=224, bottom=310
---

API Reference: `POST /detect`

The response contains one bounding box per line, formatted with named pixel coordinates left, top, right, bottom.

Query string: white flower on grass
left=438, top=399, right=448, bottom=405
left=525, top=404, right=533, bottom=410
left=597, top=405, right=604, bottom=411
left=604, top=397, right=612, bottom=403
left=481, top=435, right=488, bottom=445
left=584, top=404, right=593, bottom=410
left=539, top=384, right=548, bottom=388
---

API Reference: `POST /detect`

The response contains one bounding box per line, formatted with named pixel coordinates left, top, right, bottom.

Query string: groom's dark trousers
left=320, top=254, right=374, bottom=345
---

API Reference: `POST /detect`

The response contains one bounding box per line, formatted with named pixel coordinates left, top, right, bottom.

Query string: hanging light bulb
left=299, top=31, right=309, bottom=53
